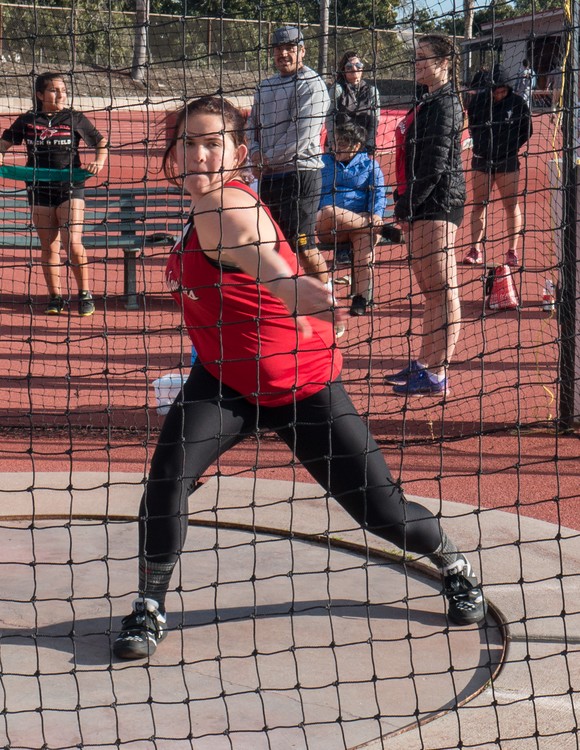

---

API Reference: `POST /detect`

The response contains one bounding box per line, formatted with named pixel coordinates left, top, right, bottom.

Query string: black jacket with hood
left=394, top=82, right=466, bottom=221
left=467, top=88, right=532, bottom=166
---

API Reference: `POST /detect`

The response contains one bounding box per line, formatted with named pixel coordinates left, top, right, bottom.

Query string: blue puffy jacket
left=319, top=151, right=386, bottom=217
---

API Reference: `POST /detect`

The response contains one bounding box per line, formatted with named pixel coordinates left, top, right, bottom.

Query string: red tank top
left=165, top=180, right=342, bottom=406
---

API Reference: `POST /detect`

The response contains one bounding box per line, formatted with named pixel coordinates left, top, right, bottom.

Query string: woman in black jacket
left=326, top=50, right=381, bottom=153
left=384, top=34, right=466, bottom=396
left=463, top=64, right=532, bottom=267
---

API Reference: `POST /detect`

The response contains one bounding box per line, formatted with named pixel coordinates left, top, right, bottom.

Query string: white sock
left=423, top=366, right=446, bottom=382
left=134, top=597, right=165, bottom=618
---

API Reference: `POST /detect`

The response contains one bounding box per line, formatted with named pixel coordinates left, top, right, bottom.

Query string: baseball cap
left=271, top=26, right=304, bottom=47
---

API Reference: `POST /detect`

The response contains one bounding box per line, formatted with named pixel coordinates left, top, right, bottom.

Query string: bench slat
left=0, top=186, right=185, bottom=308
left=0, top=235, right=176, bottom=247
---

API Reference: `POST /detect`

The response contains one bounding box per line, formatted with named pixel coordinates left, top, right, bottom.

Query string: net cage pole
left=560, top=0, right=580, bottom=429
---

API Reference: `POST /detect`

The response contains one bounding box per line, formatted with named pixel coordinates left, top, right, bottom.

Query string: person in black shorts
left=383, top=34, right=466, bottom=396
left=0, top=72, right=108, bottom=316
left=463, top=64, right=532, bottom=268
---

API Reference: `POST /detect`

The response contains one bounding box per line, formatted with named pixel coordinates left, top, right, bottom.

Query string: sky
left=403, top=0, right=470, bottom=22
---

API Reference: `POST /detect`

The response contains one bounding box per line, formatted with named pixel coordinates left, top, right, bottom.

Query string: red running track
left=0, top=107, right=577, bottom=529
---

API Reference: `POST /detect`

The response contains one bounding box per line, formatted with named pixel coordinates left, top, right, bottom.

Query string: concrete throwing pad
left=0, top=520, right=504, bottom=750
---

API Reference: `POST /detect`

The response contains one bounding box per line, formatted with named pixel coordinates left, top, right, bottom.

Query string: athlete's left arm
left=76, top=113, right=108, bottom=174
left=84, top=137, right=108, bottom=175
left=516, top=98, right=533, bottom=151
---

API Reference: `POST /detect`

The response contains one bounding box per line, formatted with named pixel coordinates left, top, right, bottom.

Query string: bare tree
left=464, top=0, right=474, bottom=38
left=463, top=0, right=475, bottom=70
left=464, top=0, right=474, bottom=82
left=319, top=0, right=329, bottom=77
left=132, top=0, right=149, bottom=82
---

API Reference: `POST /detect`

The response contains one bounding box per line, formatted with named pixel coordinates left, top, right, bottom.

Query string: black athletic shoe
left=45, top=295, right=64, bottom=315
left=443, top=555, right=487, bottom=626
left=113, top=598, right=167, bottom=659
left=335, top=246, right=352, bottom=267
left=349, top=294, right=368, bottom=316
left=78, top=291, right=95, bottom=317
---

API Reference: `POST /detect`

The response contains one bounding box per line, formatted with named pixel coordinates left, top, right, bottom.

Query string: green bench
left=0, top=185, right=187, bottom=310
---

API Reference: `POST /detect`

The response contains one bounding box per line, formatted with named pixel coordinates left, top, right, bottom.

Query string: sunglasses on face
left=345, top=61, right=364, bottom=71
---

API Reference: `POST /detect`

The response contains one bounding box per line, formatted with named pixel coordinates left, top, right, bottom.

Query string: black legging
left=140, top=364, right=443, bottom=563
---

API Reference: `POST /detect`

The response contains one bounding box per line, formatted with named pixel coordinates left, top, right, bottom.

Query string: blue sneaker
left=383, top=360, right=422, bottom=386
left=392, top=368, right=449, bottom=396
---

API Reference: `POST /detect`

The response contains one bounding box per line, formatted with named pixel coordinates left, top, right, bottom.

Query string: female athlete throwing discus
left=113, top=96, right=486, bottom=660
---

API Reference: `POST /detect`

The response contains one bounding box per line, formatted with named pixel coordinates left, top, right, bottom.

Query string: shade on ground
left=0, top=520, right=503, bottom=750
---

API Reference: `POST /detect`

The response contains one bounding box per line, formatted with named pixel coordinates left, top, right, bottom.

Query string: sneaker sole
left=113, top=641, right=156, bottom=660
left=384, top=375, right=409, bottom=386
left=78, top=309, right=96, bottom=317
left=45, top=310, right=63, bottom=315
left=448, top=599, right=488, bottom=626
left=113, top=630, right=167, bottom=660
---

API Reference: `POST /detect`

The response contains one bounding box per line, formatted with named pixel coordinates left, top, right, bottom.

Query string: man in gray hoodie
left=249, top=25, right=330, bottom=281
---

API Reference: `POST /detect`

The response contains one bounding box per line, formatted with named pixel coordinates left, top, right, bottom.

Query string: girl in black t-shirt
left=0, top=72, right=108, bottom=316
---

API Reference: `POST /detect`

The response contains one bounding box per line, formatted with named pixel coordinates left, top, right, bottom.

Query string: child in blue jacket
left=317, top=121, right=386, bottom=315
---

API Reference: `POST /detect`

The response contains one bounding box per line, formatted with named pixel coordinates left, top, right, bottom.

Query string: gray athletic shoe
left=45, top=295, right=64, bottom=315
left=78, top=291, right=95, bottom=317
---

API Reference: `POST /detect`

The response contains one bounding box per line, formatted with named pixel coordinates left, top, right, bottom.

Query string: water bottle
left=542, top=279, right=555, bottom=312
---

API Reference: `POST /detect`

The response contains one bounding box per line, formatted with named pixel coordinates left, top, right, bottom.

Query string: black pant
left=259, top=169, right=321, bottom=251
left=139, top=365, right=443, bottom=564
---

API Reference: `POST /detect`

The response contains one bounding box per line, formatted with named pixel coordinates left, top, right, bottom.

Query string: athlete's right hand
left=295, top=275, right=347, bottom=336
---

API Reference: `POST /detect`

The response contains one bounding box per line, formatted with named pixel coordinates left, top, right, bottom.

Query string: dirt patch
left=0, top=61, right=259, bottom=102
